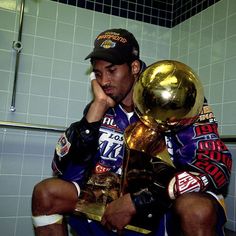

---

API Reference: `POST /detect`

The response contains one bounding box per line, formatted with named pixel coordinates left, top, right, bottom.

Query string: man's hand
left=91, top=78, right=116, bottom=108
left=86, top=73, right=116, bottom=123
left=101, top=194, right=136, bottom=232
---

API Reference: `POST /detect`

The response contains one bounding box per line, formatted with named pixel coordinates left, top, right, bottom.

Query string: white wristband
left=90, top=72, right=96, bottom=81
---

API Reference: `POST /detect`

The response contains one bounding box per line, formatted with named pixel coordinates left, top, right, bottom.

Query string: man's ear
left=131, top=60, right=141, bottom=75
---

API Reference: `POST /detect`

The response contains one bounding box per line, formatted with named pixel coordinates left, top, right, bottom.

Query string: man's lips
left=103, top=87, right=113, bottom=95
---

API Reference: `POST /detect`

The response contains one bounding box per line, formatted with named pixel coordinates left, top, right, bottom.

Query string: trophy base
left=74, top=201, right=152, bottom=234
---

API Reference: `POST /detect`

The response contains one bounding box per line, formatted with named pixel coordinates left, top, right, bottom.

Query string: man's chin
left=108, top=94, right=119, bottom=102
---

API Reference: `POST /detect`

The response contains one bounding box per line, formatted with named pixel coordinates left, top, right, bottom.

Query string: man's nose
left=100, top=73, right=110, bottom=86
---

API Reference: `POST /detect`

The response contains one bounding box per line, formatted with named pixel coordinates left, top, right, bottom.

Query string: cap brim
left=85, top=48, right=126, bottom=65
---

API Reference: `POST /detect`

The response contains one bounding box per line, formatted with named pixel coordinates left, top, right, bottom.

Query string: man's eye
left=109, top=68, right=116, bottom=73
left=94, top=73, right=100, bottom=78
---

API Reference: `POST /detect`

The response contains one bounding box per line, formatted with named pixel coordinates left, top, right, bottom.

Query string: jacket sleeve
left=171, top=101, right=232, bottom=196
left=51, top=106, right=101, bottom=183
left=184, top=122, right=232, bottom=196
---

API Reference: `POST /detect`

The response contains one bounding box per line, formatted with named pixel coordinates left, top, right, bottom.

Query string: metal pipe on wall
left=10, top=0, right=25, bottom=112
left=0, top=120, right=66, bottom=133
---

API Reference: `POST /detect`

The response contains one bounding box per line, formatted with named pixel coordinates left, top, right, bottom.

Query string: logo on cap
left=100, top=40, right=116, bottom=49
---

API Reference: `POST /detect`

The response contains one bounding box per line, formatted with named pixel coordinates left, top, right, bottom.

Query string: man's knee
left=32, top=178, right=79, bottom=216
left=32, top=178, right=58, bottom=215
left=174, top=193, right=217, bottom=225
left=32, top=179, right=67, bottom=228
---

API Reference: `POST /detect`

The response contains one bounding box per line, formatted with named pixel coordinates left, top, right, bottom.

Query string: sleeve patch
left=56, top=133, right=71, bottom=158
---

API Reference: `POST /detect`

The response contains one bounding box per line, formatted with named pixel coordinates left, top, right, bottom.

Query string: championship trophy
left=74, top=60, right=204, bottom=233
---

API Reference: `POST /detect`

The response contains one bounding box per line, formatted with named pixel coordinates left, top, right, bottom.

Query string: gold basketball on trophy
left=133, top=60, right=204, bottom=131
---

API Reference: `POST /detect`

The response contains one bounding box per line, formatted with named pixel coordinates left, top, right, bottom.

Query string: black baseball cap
left=85, top=28, right=140, bottom=64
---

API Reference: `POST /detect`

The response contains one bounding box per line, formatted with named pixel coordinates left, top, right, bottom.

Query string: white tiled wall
left=170, top=0, right=236, bottom=136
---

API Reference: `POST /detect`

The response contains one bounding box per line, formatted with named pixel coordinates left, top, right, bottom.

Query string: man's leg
left=32, top=177, right=79, bottom=236
left=173, top=192, right=224, bottom=236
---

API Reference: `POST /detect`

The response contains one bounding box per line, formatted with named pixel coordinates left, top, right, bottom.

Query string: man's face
left=92, top=60, right=135, bottom=104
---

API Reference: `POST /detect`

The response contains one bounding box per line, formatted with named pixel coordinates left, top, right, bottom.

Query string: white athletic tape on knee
left=32, top=214, right=63, bottom=227
left=72, top=181, right=81, bottom=198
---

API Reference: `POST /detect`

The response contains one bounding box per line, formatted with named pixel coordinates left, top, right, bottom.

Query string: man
left=32, top=28, right=144, bottom=236
left=32, top=28, right=232, bottom=236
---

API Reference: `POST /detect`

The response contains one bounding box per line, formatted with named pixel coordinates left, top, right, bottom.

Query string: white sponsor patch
left=56, top=133, right=71, bottom=158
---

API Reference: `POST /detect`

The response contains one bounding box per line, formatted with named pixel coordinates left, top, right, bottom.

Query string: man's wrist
left=130, top=189, right=156, bottom=216
left=86, top=100, right=110, bottom=123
